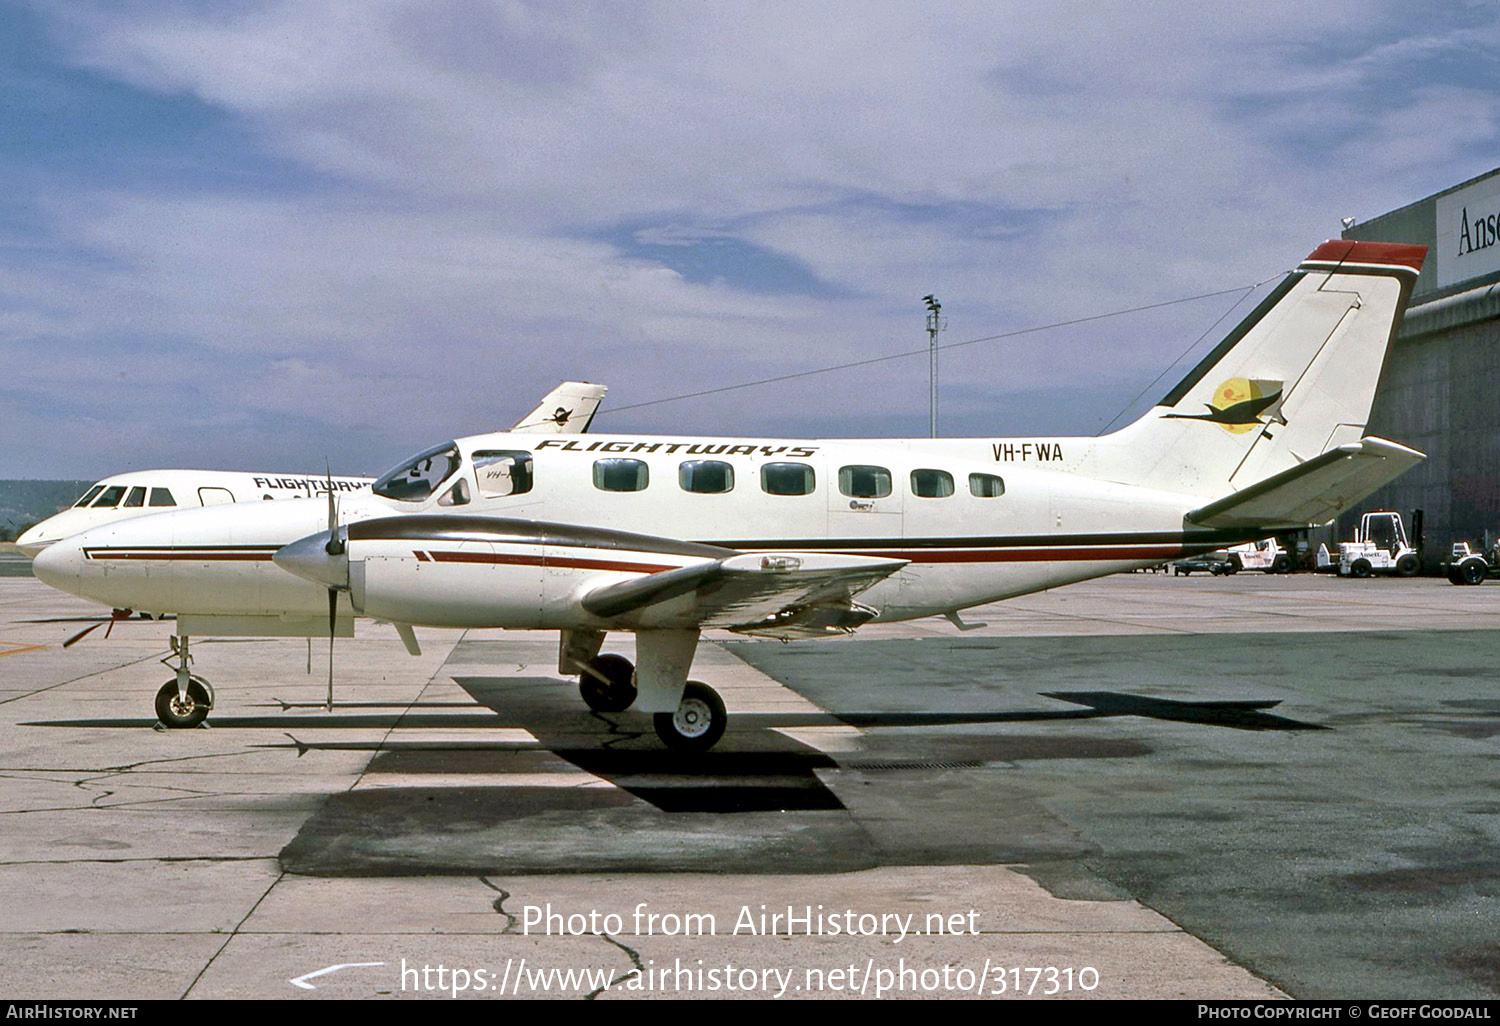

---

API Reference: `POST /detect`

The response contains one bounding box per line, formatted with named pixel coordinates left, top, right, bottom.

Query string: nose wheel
left=154, top=677, right=213, bottom=729
left=653, top=681, right=726, bottom=752
left=154, top=634, right=213, bottom=728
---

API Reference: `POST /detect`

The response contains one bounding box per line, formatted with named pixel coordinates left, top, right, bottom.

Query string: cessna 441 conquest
left=33, top=241, right=1426, bottom=751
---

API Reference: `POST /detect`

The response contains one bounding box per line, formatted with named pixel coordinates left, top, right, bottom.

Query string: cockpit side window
left=437, top=478, right=471, bottom=507
left=74, top=485, right=106, bottom=508
left=472, top=450, right=534, bottom=498
left=149, top=488, right=176, bottom=507
left=372, top=442, right=462, bottom=502
left=92, top=486, right=127, bottom=508
left=123, top=486, right=146, bottom=508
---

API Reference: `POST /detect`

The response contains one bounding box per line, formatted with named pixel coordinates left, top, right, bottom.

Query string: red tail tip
left=1303, top=240, right=1426, bottom=273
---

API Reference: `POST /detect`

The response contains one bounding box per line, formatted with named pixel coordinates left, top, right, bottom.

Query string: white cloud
left=4, top=0, right=1496, bottom=476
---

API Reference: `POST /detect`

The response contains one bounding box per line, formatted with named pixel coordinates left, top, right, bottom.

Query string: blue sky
left=2, top=1, right=1497, bottom=478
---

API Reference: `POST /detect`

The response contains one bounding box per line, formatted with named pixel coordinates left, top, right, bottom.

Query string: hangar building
left=1336, top=167, right=1500, bottom=568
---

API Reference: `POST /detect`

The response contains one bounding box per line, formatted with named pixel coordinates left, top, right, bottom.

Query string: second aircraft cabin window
left=839, top=465, right=892, bottom=499
left=911, top=469, right=954, bottom=498
left=593, top=458, right=649, bottom=492
left=761, top=463, right=815, bottom=496
left=679, top=460, right=734, bottom=494
left=969, top=473, right=1006, bottom=498
left=472, top=450, right=534, bottom=498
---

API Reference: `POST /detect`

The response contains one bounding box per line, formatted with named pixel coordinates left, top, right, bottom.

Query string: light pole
left=924, top=294, right=942, bottom=438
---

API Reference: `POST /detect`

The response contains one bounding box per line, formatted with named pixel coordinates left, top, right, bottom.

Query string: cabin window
left=372, top=442, right=462, bottom=502
left=148, top=488, right=177, bottom=507
left=969, top=473, right=1006, bottom=498
left=92, top=486, right=127, bottom=508
left=473, top=450, right=534, bottom=498
left=839, top=465, right=892, bottom=499
left=74, top=485, right=105, bottom=508
left=123, top=486, right=146, bottom=508
left=593, top=458, right=649, bottom=492
left=437, top=478, right=471, bottom=506
left=679, top=460, right=734, bottom=494
left=911, top=469, right=954, bottom=498
left=761, top=463, right=815, bottom=496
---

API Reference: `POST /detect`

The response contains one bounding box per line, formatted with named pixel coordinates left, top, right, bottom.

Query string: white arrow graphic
left=289, top=961, right=387, bottom=990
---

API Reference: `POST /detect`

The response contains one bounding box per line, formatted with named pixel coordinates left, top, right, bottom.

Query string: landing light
left=761, top=556, right=801, bottom=571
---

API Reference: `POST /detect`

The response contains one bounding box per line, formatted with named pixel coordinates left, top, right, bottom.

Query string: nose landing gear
left=155, top=635, right=214, bottom=728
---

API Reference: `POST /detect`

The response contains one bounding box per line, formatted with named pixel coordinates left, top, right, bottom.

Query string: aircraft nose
left=15, top=525, right=51, bottom=559
left=31, top=535, right=84, bottom=593
left=273, top=530, right=349, bottom=589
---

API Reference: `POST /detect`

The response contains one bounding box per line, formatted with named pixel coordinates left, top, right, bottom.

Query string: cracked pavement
left=7, top=569, right=1497, bottom=999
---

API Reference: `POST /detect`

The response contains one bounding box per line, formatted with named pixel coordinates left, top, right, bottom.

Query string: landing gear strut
left=653, top=681, right=726, bottom=752
left=578, top=654, right=638, bottom=713
left=155, top=635, right=214, bottom=728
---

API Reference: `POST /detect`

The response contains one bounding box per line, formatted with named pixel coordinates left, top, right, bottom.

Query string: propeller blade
left=324, top=461, right=344, bottom=556
left=62, top=608, right=130, bottom=648
left=326, top=586, right=337, bottom=712
left=63, top=622, right=103, bottom=648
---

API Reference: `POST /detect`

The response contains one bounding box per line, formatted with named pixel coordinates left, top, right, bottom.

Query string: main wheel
left=1395, top=553, right=1419, bottom=577
left=1272, top=554, right=1293, bottom=574
left=155, top=678, right=212, bottom=728
left=1350, top=559, right=1373, bottom=579
left=579, top=654, right=637, bottom=713
left=653, top=681, right=726, bottom=752
left=1461, top=559, right=1487, bottom=586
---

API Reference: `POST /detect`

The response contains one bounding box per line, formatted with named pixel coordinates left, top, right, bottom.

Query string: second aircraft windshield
left=372, top=442, right=462, bottom=502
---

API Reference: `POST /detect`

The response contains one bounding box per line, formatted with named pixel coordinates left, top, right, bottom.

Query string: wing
left=1186, top=436, right=1425, bottom=530
left=510, top=382, right=608, bottom=433
left=581, top=551, right=908, bottom=637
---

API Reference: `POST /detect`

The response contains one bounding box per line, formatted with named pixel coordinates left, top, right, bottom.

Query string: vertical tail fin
left=1104, top=240, right=1426, bottom=494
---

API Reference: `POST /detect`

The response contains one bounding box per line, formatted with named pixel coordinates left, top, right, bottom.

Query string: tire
left=653, top=681, right=726, bottom=752
left=1350, top=559, right=1373, bottom=579
left=579, top=654, right=637, bottom=713
left=1272, top=555, right=1292, bottom=574
left=1395, top=554, right=1419, bottom=578
left=1461, top=559, right=1487, bottom=586
left=155, top=678, right=212, bottom=728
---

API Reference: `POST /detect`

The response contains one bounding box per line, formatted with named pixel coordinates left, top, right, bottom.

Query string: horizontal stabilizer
left=1186, top=437, right=1425, bottom=530
left=581, top=551, right=906, bottom=631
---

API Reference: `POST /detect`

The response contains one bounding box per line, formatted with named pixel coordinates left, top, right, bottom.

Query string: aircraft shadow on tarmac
left=17, top=674, right=1328, bottom=875
left=21, top=678, right=1324, bottom=818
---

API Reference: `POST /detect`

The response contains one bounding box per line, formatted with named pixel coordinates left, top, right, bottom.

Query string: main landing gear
left=578, top=654, right=637, bottom=713
left=575, top=653, right=727, bottom=752
left=155, top=635, right=214, bottom=729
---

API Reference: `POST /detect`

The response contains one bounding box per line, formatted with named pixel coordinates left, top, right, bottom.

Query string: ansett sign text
left=1436, top=174, right=1500, bottom=289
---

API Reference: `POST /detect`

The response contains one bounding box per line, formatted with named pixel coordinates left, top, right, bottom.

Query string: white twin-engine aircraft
left=33, top=241, right=1427, bottom=751
left=14, top=382, right=607, bottom=557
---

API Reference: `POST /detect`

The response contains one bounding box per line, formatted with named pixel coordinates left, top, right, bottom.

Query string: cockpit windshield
left=372, top=442, right=462, bottom=502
